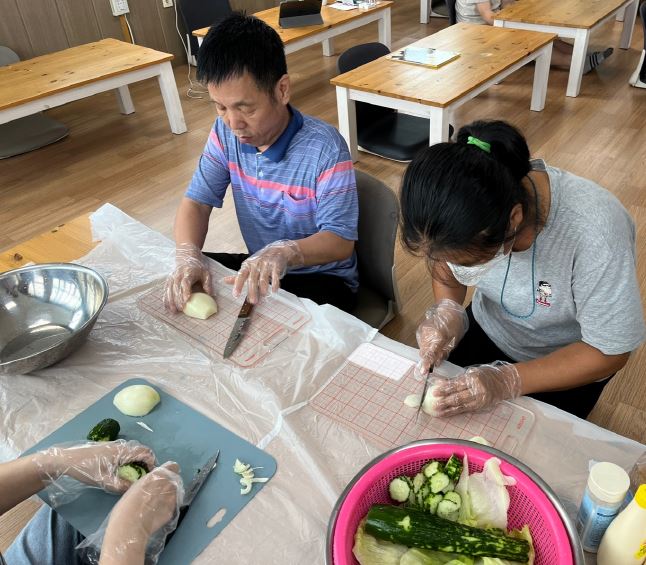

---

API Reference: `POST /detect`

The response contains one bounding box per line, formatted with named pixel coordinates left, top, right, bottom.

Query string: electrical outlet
left=162, top=0, right=173, bottom=7
left=109, top=0, right=129, bottom=16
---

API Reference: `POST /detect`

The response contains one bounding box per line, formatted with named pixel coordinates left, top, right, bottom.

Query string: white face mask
left=447, top=243, right=511, bottom=287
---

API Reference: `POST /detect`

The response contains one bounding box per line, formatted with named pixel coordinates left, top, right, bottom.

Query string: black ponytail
left=400, top=120, right=532, bottom=262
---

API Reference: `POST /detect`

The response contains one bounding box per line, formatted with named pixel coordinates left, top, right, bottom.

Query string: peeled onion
left=113, top=385, right=161, bottom=417
left=183, top=292, right=218, bottom=320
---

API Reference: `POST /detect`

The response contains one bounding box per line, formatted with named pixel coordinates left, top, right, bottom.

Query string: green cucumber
left=444, top=455, right=463, bottom=481
left=87, top=418, right=120, bottom=442
left=364, top=504, right=530, bottom=562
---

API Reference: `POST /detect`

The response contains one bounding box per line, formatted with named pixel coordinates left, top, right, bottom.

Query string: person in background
left=400, top=120, right=645, bottom=420
left=0, top=441, right=182, bottom=565
left=456, top=0, right=614, bottom=74
left=164, top=14, right=358, bottom=312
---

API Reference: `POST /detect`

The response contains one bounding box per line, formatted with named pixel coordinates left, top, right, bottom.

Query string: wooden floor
left=1, top=0, right=646, bottom=551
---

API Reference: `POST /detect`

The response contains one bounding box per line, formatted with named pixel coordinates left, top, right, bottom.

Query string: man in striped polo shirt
left=164, top=14, right=359, bottom=313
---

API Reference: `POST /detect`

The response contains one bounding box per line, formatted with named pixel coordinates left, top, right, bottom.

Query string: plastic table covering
left=0, top=204, right=642, bottom=565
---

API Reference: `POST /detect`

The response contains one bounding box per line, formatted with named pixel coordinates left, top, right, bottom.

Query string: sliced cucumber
left=412, top=472, right=426, bottom=494
left=437, top=499, right=460, bottom=520
left=429, top=471, right=450, bottom=494
left=443, top=491, right=462, bottom=509
left=425, top=493, right=444, bottom=514
left=422, top=460, right=443, bottom=478
left=389, top=477, right=412, bottom=503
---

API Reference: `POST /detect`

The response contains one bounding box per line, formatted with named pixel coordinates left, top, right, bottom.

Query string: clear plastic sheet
left=0, top=204, right=643, bottom=565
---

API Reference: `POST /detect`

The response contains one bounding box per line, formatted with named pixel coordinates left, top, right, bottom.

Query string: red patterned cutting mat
left=137, top=262, right=310, bottom=367
left=311, top=343, right=534, bottom=455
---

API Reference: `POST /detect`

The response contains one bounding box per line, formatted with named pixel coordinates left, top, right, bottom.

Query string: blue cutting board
left=23, top=378, right=277, bottom=565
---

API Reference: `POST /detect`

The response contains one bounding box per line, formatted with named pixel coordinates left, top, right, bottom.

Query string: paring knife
left=223, top=297, right=254, bottom=359
left=164, top=449, right=220, bottom=546
left=416, top=364, right=434, bottom=422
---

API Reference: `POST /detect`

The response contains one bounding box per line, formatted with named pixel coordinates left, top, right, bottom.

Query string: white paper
left=347, top=342, right=415, bottom=381
left=328, top=3, right=357, bottom=10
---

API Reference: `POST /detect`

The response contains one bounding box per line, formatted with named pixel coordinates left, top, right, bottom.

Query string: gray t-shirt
left=456, top=0, right=501, bottom=24
left=462, top=160, right=644, bottom=362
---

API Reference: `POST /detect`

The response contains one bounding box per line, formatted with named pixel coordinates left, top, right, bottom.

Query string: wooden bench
left=0, top=38, right=187, bottom=135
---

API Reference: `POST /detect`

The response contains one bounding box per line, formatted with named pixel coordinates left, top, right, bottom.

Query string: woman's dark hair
left=400, top=120, right=533, bottom=263
left=197, top=13, right=287, bottom=94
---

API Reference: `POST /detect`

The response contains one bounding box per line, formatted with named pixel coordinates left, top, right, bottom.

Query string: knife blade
left=164, top=449, right=220, bottom=546
left=415, top=364, right=434, bottom=422
left=223, top=297, right=254, bottom=359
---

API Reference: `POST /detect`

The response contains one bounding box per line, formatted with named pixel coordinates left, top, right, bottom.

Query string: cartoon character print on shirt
left=536, top=281, right=552, bottom=307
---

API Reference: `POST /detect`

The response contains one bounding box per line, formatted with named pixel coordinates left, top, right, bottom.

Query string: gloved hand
left=78, top=461, right=184, bottom=565
left=164, top=243, right=214, bottom=312
left=224, top=240, right=305, bottom=304
left=32, top=440, right=157, bottom=507
left=416, top=299, right=469, bottom=376
left=426, top=362, right=522, bottom=417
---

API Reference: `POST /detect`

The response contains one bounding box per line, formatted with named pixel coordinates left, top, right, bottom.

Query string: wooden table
left=0, top=39, right=187, bottom=134
left=193, top=1, right=392, bottom=57
left=331, top=23, right=555, bottom=161
left=494, top=0, right=639, bottom=98
left=0, top=216, right=95, bottom=273
left=2, top=205, right=645, bottom=565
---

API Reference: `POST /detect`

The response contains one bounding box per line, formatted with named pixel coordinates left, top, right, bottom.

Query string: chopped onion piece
left=233, top=458, right=269, bottom=495
left=136, top=421, right=154, bottom=432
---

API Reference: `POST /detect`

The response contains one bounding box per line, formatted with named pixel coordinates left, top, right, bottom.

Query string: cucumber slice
left=429, top=471, right=450, bottom=494
left=389, top=477, right=412, bottom=502
left=437, top=499, right=460, bottom=520
left=443, top=491, right=462, bottom=509
left=425, top=493, right=444, bottom=514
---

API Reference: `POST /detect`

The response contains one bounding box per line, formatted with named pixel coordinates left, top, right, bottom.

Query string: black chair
left=629, top=1, right=646, bottom=88
left=445, top=0, right=457, bottom=25
left=177, top=0, right=233, bottom=62
left=351, top=171, right=401, bottom=328
left=337, top=43, right=452, bottom=162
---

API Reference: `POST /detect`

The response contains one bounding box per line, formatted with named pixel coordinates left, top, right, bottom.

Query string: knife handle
left=240, top=298, right=253, bottom=317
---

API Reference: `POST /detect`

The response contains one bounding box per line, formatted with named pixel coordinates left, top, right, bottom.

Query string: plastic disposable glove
left=78, top=461, right=184, bottom=565
left=416, top=299, right=469, bottom=376
left=224, top=240, right=305, bottom=304
left=163, top=243, right=214, bottom=312
left=32, top=440, right=157, bottom=507
left=426, top=362, right=522, bottom=417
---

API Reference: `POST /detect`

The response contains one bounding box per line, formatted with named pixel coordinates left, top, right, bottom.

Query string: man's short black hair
left=197, top=13, right=287, bottom=94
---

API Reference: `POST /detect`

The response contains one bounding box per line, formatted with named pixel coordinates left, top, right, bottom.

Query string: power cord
left=174, top=1, right=208, bottom=99
left=124, top=14, right=136, bottom=44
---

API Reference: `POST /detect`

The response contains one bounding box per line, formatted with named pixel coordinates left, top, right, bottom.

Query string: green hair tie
left=467, top=135, right=491, bottom=153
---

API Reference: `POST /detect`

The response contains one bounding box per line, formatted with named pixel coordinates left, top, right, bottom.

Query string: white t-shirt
left=456, top=0, right=501, bottom=24
left=453, top=160, right=645, bottom=362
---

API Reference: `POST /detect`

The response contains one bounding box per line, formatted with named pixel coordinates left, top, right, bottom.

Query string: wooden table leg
left=420, top=0, right=429, bottom=24
left=322, top=38, right=335, bottom=57
left=379, top=8, right=392, bottom=49
left=114, top=85, right=135, bottom=115
left=336, top=86, right=358, bottom=162
left=531, top=42, right=552, bottom=111
left=428, top=107, right=450, bottom=145
left=566, top=28, right=590, bottom=97
left=157, top=62, right=187, bottom=134
left=619, top=0, right=638, bottom=49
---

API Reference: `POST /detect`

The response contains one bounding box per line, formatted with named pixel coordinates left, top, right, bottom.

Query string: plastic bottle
left=576, top=461, right=630, bottom=552
left=597, top=484, right=646, bottom=564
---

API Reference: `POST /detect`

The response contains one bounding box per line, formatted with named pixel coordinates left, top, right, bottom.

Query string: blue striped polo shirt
left=186, top=106, right=359, bottom=290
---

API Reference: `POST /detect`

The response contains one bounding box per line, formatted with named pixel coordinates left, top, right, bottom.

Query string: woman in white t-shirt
left=455, top=0, right=613, bottom=74
left=400, top=120, right=645, bottom=419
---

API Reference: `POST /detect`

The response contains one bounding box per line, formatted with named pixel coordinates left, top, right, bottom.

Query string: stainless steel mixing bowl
left=0, top=263, right=109, bottom=375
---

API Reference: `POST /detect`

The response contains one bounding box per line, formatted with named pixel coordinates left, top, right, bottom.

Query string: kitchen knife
left=223, top=297, right=254, bottom=359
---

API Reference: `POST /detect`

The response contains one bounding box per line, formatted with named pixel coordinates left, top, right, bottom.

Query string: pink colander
left=327, top=439, right=584, bottom=565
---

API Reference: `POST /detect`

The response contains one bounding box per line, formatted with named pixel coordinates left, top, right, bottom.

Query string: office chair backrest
left=354, top=171, right=401, bottom=327
left=337, top=43, right=395, bottom=125
left=0, top=46, right=20, bottom=67
left=177, top=0, right=233, bottom=58
left=446, top=0, right=457, bottom=25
